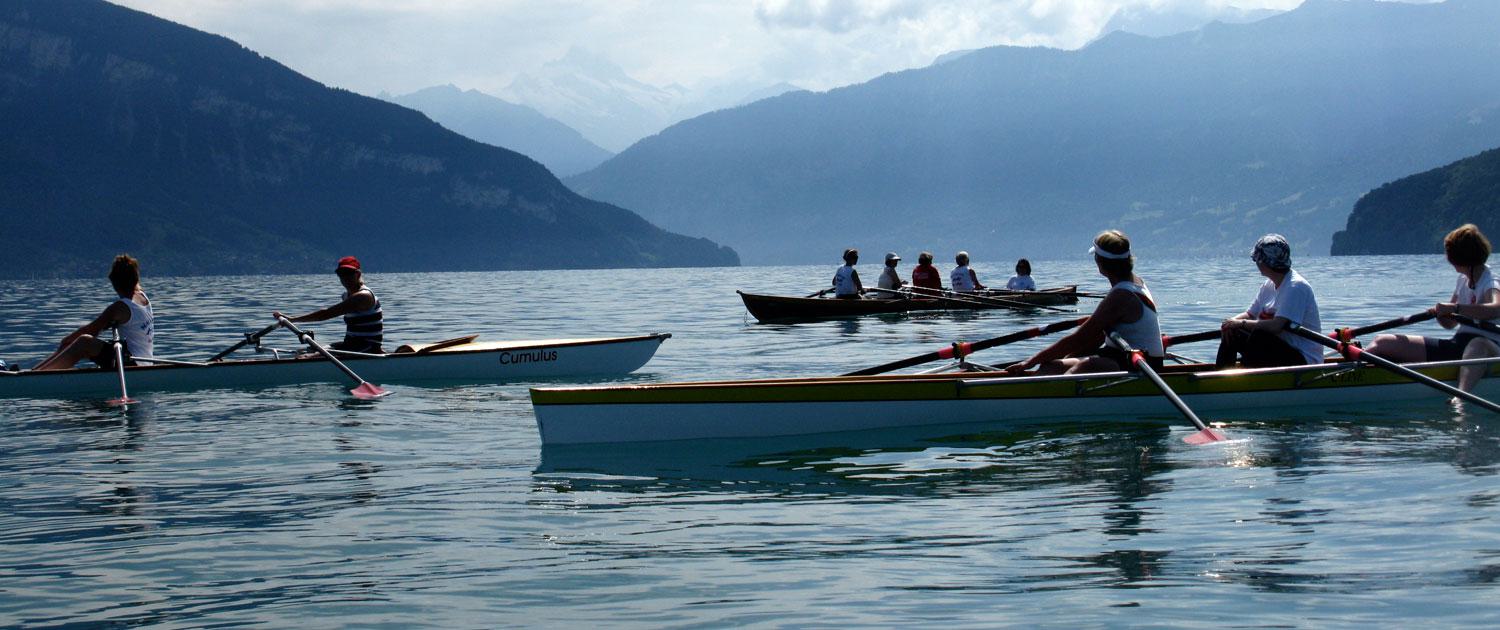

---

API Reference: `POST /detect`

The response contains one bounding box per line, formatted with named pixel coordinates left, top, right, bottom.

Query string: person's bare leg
left=1034, top=358, right=1082, bottom=375
left=1365, top=334, right=1429, bottom=363
left=1458, top=337, right=1500, bottom=393
left=34, top=336, right=105, bottom=371
left=1064, top=356, right=1124, bottom=375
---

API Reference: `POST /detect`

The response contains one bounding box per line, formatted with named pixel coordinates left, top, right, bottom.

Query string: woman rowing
left=911, top=252, right=944, bottom=293
left=950, top=251, right=986, bottom=293
left=874, top=252, right=906, bottom=299
left=1006, top=230, right=1163, bottom=375
left=1366, top=224, right=1500, bottom=392
left=36, top=255, right=154, bottom=371
left=831, top=248, right=865, bottom=299
left=1006, top=259, right=1036, bottom=291
left=1215, top=234, right=1323, bottom=369
left=273, top=256, right=385, bottom=354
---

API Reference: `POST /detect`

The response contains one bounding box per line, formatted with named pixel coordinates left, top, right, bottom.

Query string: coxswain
left=1006, top=259, right=1036, bottom=291
left=1006, top=230, right=1163, bottom=375
left=875, top=252, right=906, bottom=298
left=35, top=255, right=154, bottom=371
left=1367, top=224, right=1500, bottom=392
left=950, top=251, right=986, bottom=293
left=911, top=252, right=944, bottom=293
left=274, top=256, right=385, bottom=354
left=831, top=248, right=865, bottom=299
left=1215, top=234, right=1322, bottom=368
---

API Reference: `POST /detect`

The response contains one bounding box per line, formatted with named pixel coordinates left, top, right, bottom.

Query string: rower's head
left=1250, top=234, right=1291, bottom=275
left=1015, top=258, right=1032, bottom=276
left=1090, top=230, right=1133, bottom=280
left=842, top=248, right=859, bottom=265
left=918, top=251, right=933, bottom=265
left=335, top=255, right=363, bottom=289
left=108, top=254, right=139, bottom=297
left=884, top=252, right=901, bottom=267
left=1444, top=224, right=1490, bottom=272
left=955, top=251, right=970, bottom=266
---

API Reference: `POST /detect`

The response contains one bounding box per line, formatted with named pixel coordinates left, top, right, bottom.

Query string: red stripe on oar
left=1160, top=335, right=1171, bottom=347
left=1129, top=350, right=1144, bottom=366
left=1333, top=327, right=1355, bottom=343
left=937, top=342, right=973, bottom=360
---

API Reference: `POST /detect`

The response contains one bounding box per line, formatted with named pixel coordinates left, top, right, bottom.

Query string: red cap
left=336, top=256, right=361, bottom=271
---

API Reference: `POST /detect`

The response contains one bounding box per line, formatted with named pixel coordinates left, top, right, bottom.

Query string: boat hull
left=738, top=287, right=1078, bottom=323
left=531, top=359, right=1500, bottom=444
left=0, top=334, right=669, bottom=400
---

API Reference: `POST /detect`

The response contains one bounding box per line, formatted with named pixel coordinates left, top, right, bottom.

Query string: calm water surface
left=2, top=255, right=1499, bottom=627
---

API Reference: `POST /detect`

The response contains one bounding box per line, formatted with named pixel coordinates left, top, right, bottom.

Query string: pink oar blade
left=1184, top=427, right=1229, bottom=445
left=106, top=396, right=138, bottom=406
left=350, top=381, right=391, bottom=400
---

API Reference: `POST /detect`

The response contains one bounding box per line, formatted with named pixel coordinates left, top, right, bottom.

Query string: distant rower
left=911, top=252, right=944, bottom=292
left=1006, top=259, right=1036, bottom=291
left=274, top=256, right=385, bottom=354
left=831, top=248, right=865, bottom=299
left=875, top=252, right=906, bottom=298
left=950, top=251, right=986, bottom=293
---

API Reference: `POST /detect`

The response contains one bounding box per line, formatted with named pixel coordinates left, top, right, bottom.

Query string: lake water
left=2, top=255, right=1498, bottom=627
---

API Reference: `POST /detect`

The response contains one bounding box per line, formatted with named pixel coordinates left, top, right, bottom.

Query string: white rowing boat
left=530, top=356, right=1500, bottom=444
left=0, top=333, right=669, bottom=400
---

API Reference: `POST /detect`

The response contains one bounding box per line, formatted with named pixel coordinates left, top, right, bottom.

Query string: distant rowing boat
left=530, top=356, right=1500, bottom=444
left=738, top=286, right=1079, bottom=323
left=0, top=333, right=669, bottom=400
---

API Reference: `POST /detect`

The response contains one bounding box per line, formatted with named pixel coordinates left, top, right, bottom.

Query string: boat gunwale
left=1, top=332, right=671, bottom=381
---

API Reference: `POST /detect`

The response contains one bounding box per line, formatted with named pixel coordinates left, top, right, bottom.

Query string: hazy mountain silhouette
left=504, top=47, right=804, bottom=152
left=1332, top=147, right=1500, bottom=256
left=568, top=0, right=1500, bottom=264
left=0, top=0, right=737, bottom=278
left=385, top=85, right=613, bottom=178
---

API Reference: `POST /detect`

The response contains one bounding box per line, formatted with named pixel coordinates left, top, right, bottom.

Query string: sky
left=111, top=0, right=1424, bottom=98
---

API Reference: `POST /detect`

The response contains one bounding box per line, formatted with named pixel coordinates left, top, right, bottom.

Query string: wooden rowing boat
left=0, top=333, right=669, bottom=400
left=738, top=286, right=1079, bottom=323
left=530, top=357, right=1500, bottom=444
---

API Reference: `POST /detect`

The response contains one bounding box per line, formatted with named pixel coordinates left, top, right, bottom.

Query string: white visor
left=1090, top=245, right=1131, bottom=260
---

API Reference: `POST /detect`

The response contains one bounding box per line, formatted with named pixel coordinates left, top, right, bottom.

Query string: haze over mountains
left=0, top=0, right=736, bottom=279
left=502, top=47, right=803, bottom=153
left=384, top=85, right=613, bottom=178
left=568, top=0, right=1500, bottom=264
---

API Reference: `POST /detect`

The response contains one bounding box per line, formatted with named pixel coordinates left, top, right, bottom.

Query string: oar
left=1104, top=331, right=1227, bottom=445
left=905, top=285, right=1071, bottom=313
left=1288, top=322, right=1500, bottom=414
left=275, top=315, right=391, bottom=400
left=867, top=286, right=1022, bottom=310
left=1452, top=313, right=1500, bottom=337
left=106, top=331, right=137, bottom=406
left=208, top=323, right=280, bottom=362
left=1161, top=310, right=1441, bottom=349
left=844, top=316, right=1088, bottom=376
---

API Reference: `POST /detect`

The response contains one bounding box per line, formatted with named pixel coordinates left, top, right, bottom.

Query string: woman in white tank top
left=1007, top=230, right=1164, bottom=375
left=1366, top=224, right=1500, bottom=393
left=36, top=255, right=154, bottom=370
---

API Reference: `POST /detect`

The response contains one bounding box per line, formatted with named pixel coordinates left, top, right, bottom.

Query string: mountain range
left=1332, top=146, right=1500, bottom=256
left=384, top=85, right=613, bottom=177
left=566, top=0, right=1500, bottom=264
left=0, top=0, right=737, bottom=278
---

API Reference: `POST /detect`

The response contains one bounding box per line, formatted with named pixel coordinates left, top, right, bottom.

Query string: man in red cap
left=273, top=256, right=384, bottom=354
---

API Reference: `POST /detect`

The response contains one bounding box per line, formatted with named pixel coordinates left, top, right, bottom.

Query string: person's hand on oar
left=1105, top=332, right=1227, bottom=445
left=275, top=315, right=390, bottom=400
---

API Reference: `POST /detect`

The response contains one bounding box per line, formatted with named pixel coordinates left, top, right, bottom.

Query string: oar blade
left=106, top=396, right=138, bottom=406
left=1184, top=427, right=1228, bottom=445
left=350, top=381, right=391, bottom=400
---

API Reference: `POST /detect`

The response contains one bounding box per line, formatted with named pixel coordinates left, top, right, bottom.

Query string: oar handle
left=842, top=316, right=1087, bottom=377
left=1289, top=322, right=1500, bottom=414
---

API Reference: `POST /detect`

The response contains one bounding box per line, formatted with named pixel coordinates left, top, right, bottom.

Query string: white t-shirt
left=1006, top=275, right=1036, bottom=291
left=1455, top=264, right=1500, bottom=342
left=1248, top=269, right=1322, bottom=365
left=832, top=265, right=859, bottom=296
left=950, top=265, right=976, bottom=292
left=877, top=266, right=903, bottom=295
